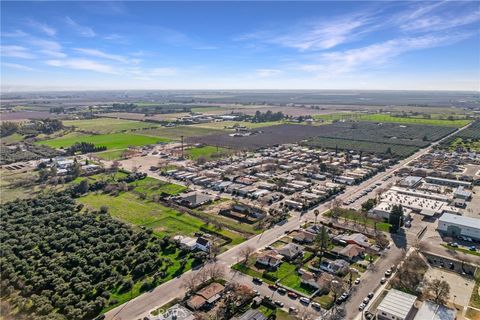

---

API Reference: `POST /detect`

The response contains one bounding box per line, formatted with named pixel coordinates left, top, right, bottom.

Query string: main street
left=105, top=124, right=472, bottom=320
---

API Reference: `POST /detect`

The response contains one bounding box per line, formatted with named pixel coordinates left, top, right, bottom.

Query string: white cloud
left=74, top=48, right=128, bottom=63
left=256, top=69, right=282, bottom=77
left=400, top=9, right=480, bottom=33
left=301, top=33, right=471, bottom=75
left=2, top=30, right=28, bottom=38
left=65, top=17, right=96, bottom=37
left=2, top=62, right=37, bottom=71
left=28, top=39, right=66, bottom=58
left=46, top=59, right=117, bottom=74
left=27, top=19, right=56, bottom=37
left=1, top=45, right=35, bottom=59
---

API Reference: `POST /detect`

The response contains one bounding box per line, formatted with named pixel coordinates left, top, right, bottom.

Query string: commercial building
left=376, top=289, right=416, bottom=320
left=425, top=176, right=472, bottom=189
left=438, top=213, right=480, bottom=240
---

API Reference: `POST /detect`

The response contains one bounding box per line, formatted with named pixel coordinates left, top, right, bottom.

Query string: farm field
left=142, top=125, right=228, bottom=140
left=186, top=145, right=234, bottom=160
left=439, top=120, right=480, bottom=151
left=96, top=149, right=126, bottom=160
left=191, top=120, right=284, bottom=129
left=63, top=118, right=161, bottom=133
left=36, top=132, right=168, bottom=150
left=357, top=114, right=470, bottom=127
left=130, top=176, right=187, bottom=196
left=188, top=122, right=455, bottom=156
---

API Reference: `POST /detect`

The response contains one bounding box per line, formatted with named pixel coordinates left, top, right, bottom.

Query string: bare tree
left=181, top=273, right=198, bottom=293
left=206, top=262, right=225, bottom=280
left=239, top=246, right=255, bottom=265
left=424, top=279, right=450, bottom=304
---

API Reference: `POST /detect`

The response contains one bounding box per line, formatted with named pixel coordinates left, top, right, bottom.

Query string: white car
left=359, top=303, right=366, bottom=311
left=299, top=297, right=310, bottom=305
left=311, top=302, right=321, bottom=309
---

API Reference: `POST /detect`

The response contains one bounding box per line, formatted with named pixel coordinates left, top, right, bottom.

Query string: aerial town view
left=0, top=1, right=479, bottom=320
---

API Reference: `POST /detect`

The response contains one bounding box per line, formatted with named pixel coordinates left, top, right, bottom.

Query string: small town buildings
left=195, top=237, right=211, bottom=252
left=398, top=176, right=423, bottom=188
left=319, top=259, right=349, bottom=274
left=187, top=282, right=225, bottom=310
left=376, top=289, right=416, bottom=320
left=173, top=235, right=211, bottom=252
left=413, top=301, right=455, bottom=320
left=340, top=233, right=370, bottom=248
left=256, top=250, right=283, bottom=268
left=292, top=229, right=316, bottom=244
left=454, top=186, right=472, bottom=200
left=277, top=243, right=304, bottom=260
left=438, top=213, right=480, bottom=240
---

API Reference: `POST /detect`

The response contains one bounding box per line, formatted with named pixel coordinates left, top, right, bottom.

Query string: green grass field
left=191, top=120, right=284, bottom=130
left=95, top=149, right=126, bottom=160
left=130, top=176, right=187, bottom=196
left=63, top=118, right=160, bottom=134
left=37, top=132, right=169, bottom=150
left=186, top=145, right=233, bottom=160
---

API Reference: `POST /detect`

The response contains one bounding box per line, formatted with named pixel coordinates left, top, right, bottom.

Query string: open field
left=186, top=145, right=234, bottom=160
left=130, top=176, right=187, bottom=196
left=37, top=132, right=168, bottom=150
left=357, top=114, right=471, bottom=127
left=142, top=125, right=228, bottom=140
left=439, top=120, right=480, bottom=151
left=101, top=112, right=189, bottom=121
left=191, top=120, right=286, bottom=129
left=1, top=133, right=24, bottom=144
left=96, top=149, right=127, bottom=160
left=63, top=118, right=161, bottom=133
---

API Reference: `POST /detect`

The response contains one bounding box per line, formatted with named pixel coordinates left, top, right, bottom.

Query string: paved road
left=105, top=123, right=472, bottom=320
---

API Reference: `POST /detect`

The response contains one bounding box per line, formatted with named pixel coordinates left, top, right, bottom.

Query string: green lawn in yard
left=130, top=176, right=187, bottom=196
left=186, top=145, right=232, bottom=160
left=63, top=118, right=160, bottom=134
left=37, top=132, right=169, bottom=150
left=270, top=263, right=316, bottom=295
left=314, top=293, right=335, bottom=310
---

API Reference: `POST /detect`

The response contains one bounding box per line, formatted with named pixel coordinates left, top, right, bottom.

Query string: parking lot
left=424, top=267, right=475, bottom=307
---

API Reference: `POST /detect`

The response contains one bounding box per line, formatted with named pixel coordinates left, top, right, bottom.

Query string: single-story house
left=277, top=243, right=304, bottom=260
left=300, top=271, right=333, bottom=294
left=339, top=244, right=365, bottom=261
left=320, top=259, right=349, bottom=275
left=195, top=237, right=211, bottom=252
left=187, top=282, right=225, bottom=310
left=176, top=192, right=213, bottom=208
left=293, top=230, right=316, bottom=244
left=256, top=250, right=283, bottom=268
left=340, top=233, right=370, bottom=248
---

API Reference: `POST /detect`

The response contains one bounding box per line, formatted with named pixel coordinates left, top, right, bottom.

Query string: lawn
left=273, top=263, right=316, bottom=295
left=37, top=132, right=169, bottom=150
left=96, top=149, right=126, bottom=160
left=186, top=145, right=233, bottom=160
left=79, top=191, right=245, bottom=244
left=442, top=244, right=480, bottom=257
left=357, top=114, right=470, bottom=127
left=130, top=176, right=187, bottom=196
left=325, top=209, right=391, bottom=232
left=63, top=118, right=160, bottom=133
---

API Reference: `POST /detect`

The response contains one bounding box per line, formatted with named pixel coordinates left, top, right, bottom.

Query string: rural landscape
left=1, top=1, right=480, bottom=320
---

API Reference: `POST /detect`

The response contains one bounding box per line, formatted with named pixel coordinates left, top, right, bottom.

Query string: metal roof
left=414, top=301, right=455, bottom=320
left=377, top=289, right=416, bottom=319
left=439, top=213, right=480, bottom=230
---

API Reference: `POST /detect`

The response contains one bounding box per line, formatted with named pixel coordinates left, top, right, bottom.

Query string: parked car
left=363, top=297, right=370, bottom=305
left=367, top=292, right=374, bottom=299
left=469, top=246, right=477, bottom=251
left=269, top=284, right=278, bottom=291
left=354, top=278, right=361, bottom=285
left=275, top=300, right=284, bottom=307
left=300, top=297, right=310, bottom=305
left=253, top=289, right=260, bottom=296
left=253, top=277, right=263, bottom=284
left=288, top=292, right=298, bottom=299
left=380, top=277, right=387, bottom=284
left=359, top=303, right=366, bottom=311
left=288, top=307, right=298, bottom=314
left=311, top=302, right=321, bottom=309
left=449, top=242, right=459, bottom=247
left=384, top=270, right=392, bottom=277
left=277, top=287, right=287, bottom=294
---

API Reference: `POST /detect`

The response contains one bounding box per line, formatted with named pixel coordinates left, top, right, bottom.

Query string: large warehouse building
left=438, top=213, right=480, bottom=240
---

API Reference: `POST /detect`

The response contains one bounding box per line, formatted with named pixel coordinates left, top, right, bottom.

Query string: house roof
left=377, top=289, right=416, bottom=319
left=180, top=192, right=213, bottom=206
left=187, top=295, right=206, bottom=310
left=197, top=282, right=225, bottom=300
left=236, top=309, right=268, bottom=320
left=340, top=244, right=365, bottom=258
left=278, top=243, right=304, bottom=257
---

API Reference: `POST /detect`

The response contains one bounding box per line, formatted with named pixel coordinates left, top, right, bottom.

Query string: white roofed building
left=376, top=289, right=416, bottom=320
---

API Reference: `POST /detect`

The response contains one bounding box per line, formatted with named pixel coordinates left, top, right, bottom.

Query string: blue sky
left=1, top=1, right=479, bottom=91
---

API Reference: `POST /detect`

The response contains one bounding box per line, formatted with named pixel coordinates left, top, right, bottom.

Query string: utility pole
left=180, top=135, right=184, bottom=159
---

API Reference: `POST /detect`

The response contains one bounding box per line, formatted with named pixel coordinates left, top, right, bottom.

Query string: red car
left=269, top=284, right=278, bottom=291
left=288, top=292, right=298, bottom=299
